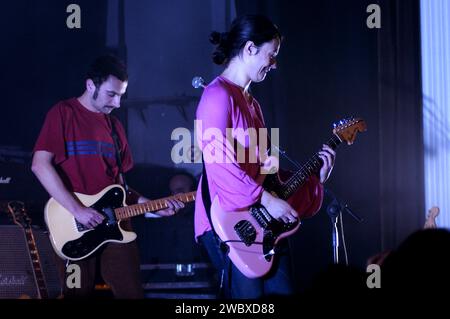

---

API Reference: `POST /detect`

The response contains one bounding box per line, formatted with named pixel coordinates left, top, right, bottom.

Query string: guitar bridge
left=76, top=220, right=89, bottom=232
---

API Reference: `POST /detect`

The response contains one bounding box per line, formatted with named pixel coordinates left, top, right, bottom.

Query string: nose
left=270, top=57, right=277, bottom=70
left=112, top=95, right=121, bottom=108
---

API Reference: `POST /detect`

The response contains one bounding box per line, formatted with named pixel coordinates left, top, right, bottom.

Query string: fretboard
left=24, top=228, right=49, bottom=299
left=277, top=134, right=342, bottom=200
left=114, top=191, right=196, bottom=219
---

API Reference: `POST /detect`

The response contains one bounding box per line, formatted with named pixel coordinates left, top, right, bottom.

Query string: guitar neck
left=276, top=134, right=342, bottom=200
left=6, top=201, right=49, bottom=299
left=114, top=191, right=196, bottom=219
left=23, top=228, right=49, bottom=299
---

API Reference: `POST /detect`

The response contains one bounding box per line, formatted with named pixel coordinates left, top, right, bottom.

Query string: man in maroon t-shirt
left=31, top=55, right=184, bottom=298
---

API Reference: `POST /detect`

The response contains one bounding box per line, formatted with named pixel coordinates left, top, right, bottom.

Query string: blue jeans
left=199, top=230, right=294, bottom=299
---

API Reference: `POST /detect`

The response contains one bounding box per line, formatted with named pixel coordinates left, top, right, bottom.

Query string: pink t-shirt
left=194, top=76, right=323, bottom=239
left=33, top=98, right=133, bottom=195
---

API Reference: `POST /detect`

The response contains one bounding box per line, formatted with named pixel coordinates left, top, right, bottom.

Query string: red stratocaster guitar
left=210, top=117, right=367, bottom=278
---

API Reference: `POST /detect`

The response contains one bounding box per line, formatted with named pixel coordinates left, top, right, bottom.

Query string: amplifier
left=0, top=225, right=62, bottom=299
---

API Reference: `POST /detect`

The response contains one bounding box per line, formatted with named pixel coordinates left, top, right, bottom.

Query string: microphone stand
left=270, top=145, right=364, bottom=264
left=327, top=200, right=341, bottom=264
left=325, top=188, right=363, bottom=264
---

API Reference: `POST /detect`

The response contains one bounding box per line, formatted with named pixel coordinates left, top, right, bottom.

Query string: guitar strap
left=201, top=158, right=212, bottom=223
left=109, top=116, right=129, bottom=192
left=201, top=157, right=232, bottom=297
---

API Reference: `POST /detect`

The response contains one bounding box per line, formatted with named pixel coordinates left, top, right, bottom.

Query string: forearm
left=31, top=156, right=83, bottom=216
left=123, top=187, right=159, bottom=218
left=287, top=175, right=324, bottom=218
left=260, top=190, right=272, bottom=207
left=124, top=187, right=148, bottom=205
left=137, top=195, right=150, bottom=204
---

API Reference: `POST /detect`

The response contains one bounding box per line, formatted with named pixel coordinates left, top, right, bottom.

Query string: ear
left=86, top=79, right=96, bottom=93
left=243, top=41, right=259, bottom=56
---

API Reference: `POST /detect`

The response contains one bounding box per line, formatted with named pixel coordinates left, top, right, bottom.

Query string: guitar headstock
left=7, top=200, right=32, bottom=229
left=333, top=117, right=367, bottom=145
left=424, top=206, right=439, bottom=229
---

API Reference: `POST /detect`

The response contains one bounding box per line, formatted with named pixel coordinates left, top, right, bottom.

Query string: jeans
left=199, top=230, right=294, bottom=299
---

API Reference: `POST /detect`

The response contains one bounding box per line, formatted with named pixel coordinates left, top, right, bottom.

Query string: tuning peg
left=333, top=122, right=337, bottom=128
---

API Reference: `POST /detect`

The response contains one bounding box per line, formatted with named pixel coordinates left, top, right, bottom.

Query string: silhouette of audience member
left=169, top=173, right=196, bottom=195
left=306, top=264, right=367, bottom=295
left=381, top=228, right=450, bottom=291
left=305, top=229, right=450, bottom=296
left=143, top=172, right=207, bottom=264
left=367, top=250, right=391, bottom=266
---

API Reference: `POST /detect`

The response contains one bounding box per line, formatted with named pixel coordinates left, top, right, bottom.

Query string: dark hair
left=169, top=171, right=198, bottom=193
left=210, top=15, right=281, bottom=65
left=382, top=229, right=450, bottom=290
left=86, top=55, right=128, bottom=88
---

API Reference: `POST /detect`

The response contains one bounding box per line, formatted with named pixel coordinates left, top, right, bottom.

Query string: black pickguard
left=233, top=202, right=299, bottom=262
left=61, top=187, right=125, bottom=259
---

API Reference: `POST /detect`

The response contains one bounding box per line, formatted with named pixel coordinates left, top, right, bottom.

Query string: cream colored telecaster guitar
left=45, top=184, right=195, bottom=261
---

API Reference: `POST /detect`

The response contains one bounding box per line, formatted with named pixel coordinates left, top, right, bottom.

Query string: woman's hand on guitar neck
left=318, top=144, right=336, bottom=184
left=261, top=190, right=298, bottom=224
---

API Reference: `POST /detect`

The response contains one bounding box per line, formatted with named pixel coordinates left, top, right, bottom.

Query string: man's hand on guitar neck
left=155, top=198, right=185, bottom=216
left=139, top=196, right=185, bottom=217
left=261, top=191, right=298, bottom=224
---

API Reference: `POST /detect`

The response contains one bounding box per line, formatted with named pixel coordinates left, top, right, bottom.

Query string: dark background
left=0, top=0, right=424, bottom=293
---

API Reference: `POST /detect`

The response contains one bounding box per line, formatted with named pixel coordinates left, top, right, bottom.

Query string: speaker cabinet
left=0, top=225, right=62, bottom=299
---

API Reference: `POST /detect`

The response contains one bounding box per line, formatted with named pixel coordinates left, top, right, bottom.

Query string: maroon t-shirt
left=34, top=98, right=133, bottom=195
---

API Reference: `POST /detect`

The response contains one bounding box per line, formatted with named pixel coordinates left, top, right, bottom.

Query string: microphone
left=326, top=199, right=341, bottom=219
left=324, top=188, right=363, bottom=223
left=192, top=76, right=206, bottom=89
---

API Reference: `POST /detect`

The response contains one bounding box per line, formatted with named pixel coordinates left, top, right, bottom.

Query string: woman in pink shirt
left=195, top=14, right=336, bottom=298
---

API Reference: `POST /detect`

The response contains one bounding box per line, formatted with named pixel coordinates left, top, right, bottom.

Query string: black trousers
left=55, top=220, right=144, bottom=300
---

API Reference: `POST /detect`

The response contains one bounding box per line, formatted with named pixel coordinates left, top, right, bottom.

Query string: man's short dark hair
left=86, top=55, right=128, bottom=88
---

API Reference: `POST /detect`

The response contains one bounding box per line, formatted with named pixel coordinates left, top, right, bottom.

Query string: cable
left=338, top=211, right=349, bottom=265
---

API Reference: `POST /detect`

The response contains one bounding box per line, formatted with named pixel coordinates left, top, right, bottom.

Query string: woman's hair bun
left=209, top=31, right=222, bottom=45
left=210, top=31, right=229, bottom=46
